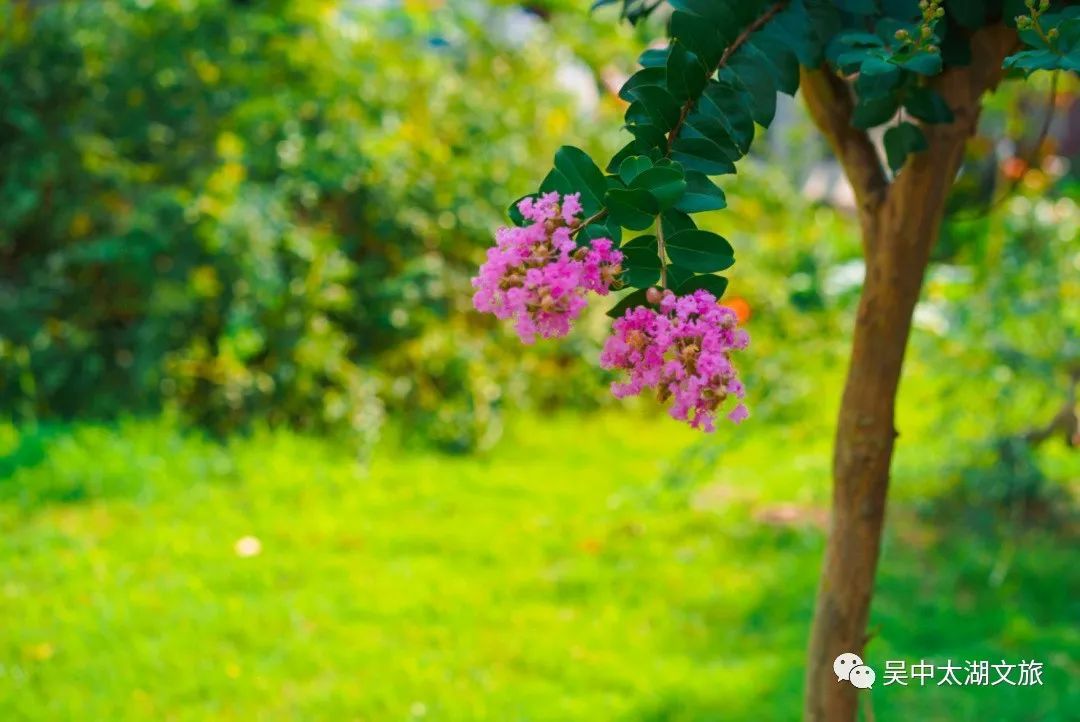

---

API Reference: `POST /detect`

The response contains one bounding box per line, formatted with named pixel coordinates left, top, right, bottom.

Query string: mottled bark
left=799, top=25, right=1017, bottom=722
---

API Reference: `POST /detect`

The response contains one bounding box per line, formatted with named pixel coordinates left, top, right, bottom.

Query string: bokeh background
left=1, top=0, right=1077, bottom=720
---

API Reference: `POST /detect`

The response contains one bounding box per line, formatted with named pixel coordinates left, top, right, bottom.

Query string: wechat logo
left=834, top=652, right=876, bottom=689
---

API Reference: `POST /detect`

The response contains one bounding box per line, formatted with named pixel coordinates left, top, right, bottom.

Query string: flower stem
left=655, top=216, right=667, bottom=288
left=571, top=208, right=609, bottom=238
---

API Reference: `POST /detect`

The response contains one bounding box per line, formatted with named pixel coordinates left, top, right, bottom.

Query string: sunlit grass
left=0, top=410, right=1076, bottom=721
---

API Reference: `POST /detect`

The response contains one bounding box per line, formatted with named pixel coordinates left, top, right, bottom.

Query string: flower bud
left=645, top=287, right=663, bottom=305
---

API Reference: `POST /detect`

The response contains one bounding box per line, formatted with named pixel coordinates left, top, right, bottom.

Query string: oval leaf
left=665, top=229, right=735, bottom=272
left=675, top=172, right=727, bottom=213
left=554, top=146, right=607, bottom=214
left=676, top=273, right=729, bottom=299
left=605, top=187, right=658, bottom=231
left=618, top=155, right=654, bottom=185
left=606, top=287, right=657, bottom=318
left=629, top=166, right=687, bottom=210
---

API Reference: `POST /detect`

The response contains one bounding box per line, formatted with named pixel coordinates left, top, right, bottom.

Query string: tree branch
left=799, top=67, right=888, bottom=235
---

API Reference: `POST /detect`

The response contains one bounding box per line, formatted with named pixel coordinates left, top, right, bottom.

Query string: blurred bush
left=0, top=0, right=637, bottom=450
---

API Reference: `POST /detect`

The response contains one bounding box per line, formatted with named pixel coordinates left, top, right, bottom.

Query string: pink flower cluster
left=600, top=289, right=749, bottom=432
left=472, top=192, right=623, bottom=343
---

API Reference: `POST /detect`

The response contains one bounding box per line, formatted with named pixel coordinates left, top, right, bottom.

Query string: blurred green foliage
left=0, top=0, right=641, bottom=450
left=1, top=0, right=1077, bottom=464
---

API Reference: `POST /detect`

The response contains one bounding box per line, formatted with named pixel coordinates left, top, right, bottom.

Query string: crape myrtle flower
left=472, top=192, right=622, bottom=343
left=601, top=289, right=749, bottom=431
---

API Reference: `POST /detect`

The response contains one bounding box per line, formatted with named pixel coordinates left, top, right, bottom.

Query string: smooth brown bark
left=800, top=26, right=1017, bottom=722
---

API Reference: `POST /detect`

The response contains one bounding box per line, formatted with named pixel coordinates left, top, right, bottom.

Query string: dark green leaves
left=620, top=235, right=662, bottom=287
left=893, top=50, right=942, bottom=76
left=507, top=194, right=533, bottom=226
left=727, top=48, right=777, bottom=126
left=676, top=273, right=729, bottom=298
left=605, top=187, right=657, bottom=230
left=884, top=121, right=928, bottom=172
left=675, top=172, right=726, bottom=213
left=618, top=155, right=653, bottom=184
left=903, top=87, right=953, bottom=124
left=578, top=215, right=622, bottom=244
left=665, top=264, right=695, bottom=291
left=1004, top=8, right=1080, bottom=75
left=629, top=165, right=687, bottom=209
left=607, top=162, right=689, bottom=229
left=666, top=41, right=708, bottom=102
left=852, top=93, right=900, bottom=130
left=665, top=229, right=734, bottom=272
left=554, top=146, right=606, bottom=214
left=624, top=85, right=681, bottom=130
left=606, top=287, right=655, bottom=318
left=669, top=11, right=724, bottom=67
left=855, top=56, right=902, bottom=98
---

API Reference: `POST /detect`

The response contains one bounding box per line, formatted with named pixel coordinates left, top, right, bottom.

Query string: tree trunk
left=798, top=25, right=1017, bottom=722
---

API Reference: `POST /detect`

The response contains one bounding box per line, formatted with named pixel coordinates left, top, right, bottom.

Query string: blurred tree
left=0, top=0, right=637, bottom=450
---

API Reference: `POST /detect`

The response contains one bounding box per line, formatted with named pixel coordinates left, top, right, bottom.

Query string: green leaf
left=625, top=121, right=668, bottom=151
left=665, top=263, right=695, bottom=291
left=606, top=287, right=656, bottom=318
left=675, top=172, right=727, bottom=213
left=727, top=46, right=777, bottom=126
left=701, top=76, right=755, bottom=154
left=683, top=111, right=740, bottom=161
left=665, top=229, right=735, bottom=272
left=578, top=216, right=622, bottom=244
left=629, top=165, right=687, bottom=210
left=624, top=85, right=682, bottom=130
left=669, top=11, right=724, bottom=67
left=763, top=4, right=821, bottom=67
left=666, top=41, right=709, bottom=103
left=894, top=50, right=942, bottom=76
left=553, top=146, right=607, bottom=214
left=835, top=0, right=876, bottom=13
left=834, top=31, right=885, bottom=48
left=676, top=273, right=729, bottom=299
left=856, top=56, right=903, bottom=99
left=605, top=187, right=659, bottom=231
left=746, top=37, right=799, bottom=96
left=507, top=194, right=535, bottom=226
left=1002, top=49, right=1063, bottom=73
left=671, top=136, right=737, bottom=176
left=620, top=235, right=662, bottom=288
left=618, top=155, right=654, bottom=185
left=661, top=209, right=695, bottom=238
left=539, top=167, right=572, bottom=195
left=622, top=234, right=658, bottom=250
left=668, top=0, right=738, bottom=32
left=852, top=92, right=900, bottom=129
left=638, top=47, right=669, bottom=68
left=903, top=87, right=954, bottom=124
left=618, top=67, right=666, bottom=102
left=884, top=121, right=928, bottom=172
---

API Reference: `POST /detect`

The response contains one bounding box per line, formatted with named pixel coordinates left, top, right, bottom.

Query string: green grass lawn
left=0, top=410, right=1076, bottom=721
